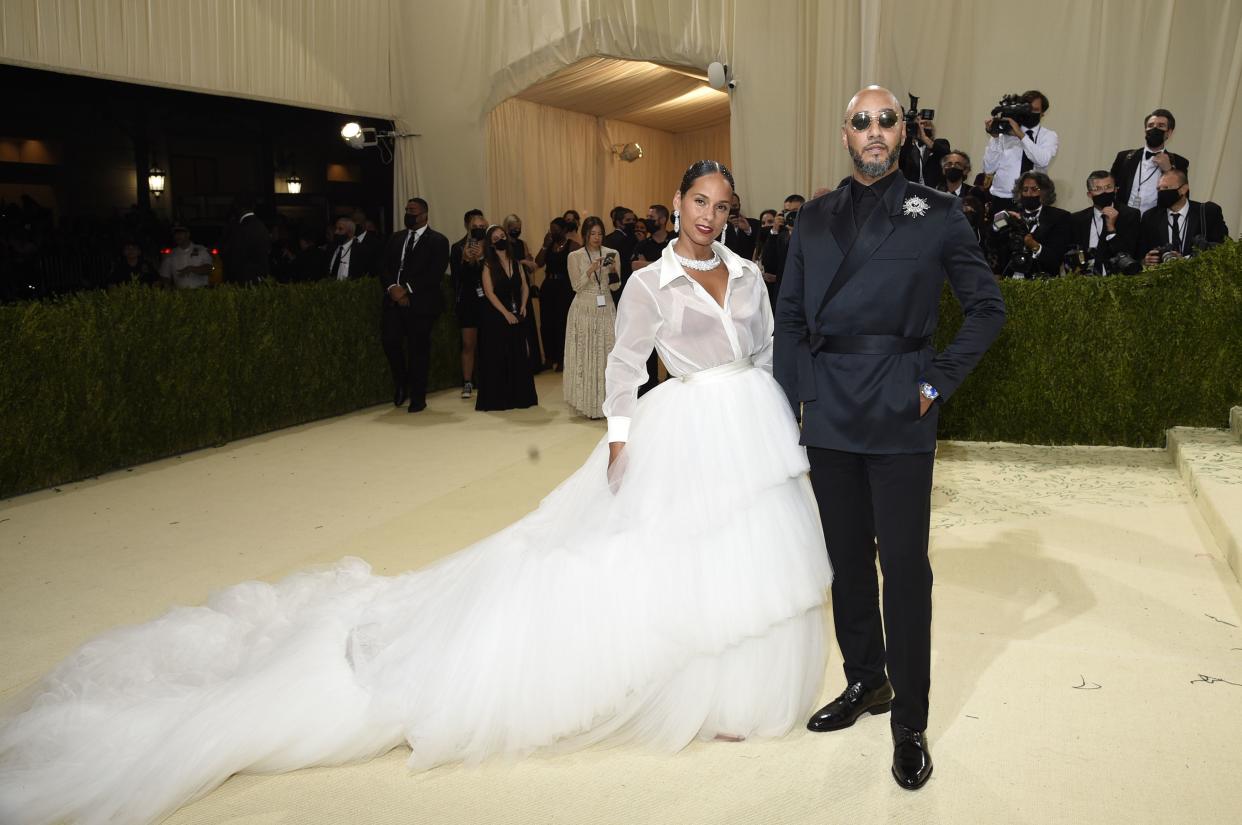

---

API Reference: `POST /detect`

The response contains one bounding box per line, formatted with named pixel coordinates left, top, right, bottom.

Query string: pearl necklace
left=673, top=248, right=721, bottom=271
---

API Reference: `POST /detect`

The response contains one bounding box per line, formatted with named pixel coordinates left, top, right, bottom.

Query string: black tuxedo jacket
left=899, top=138, right=950, bottom=190
left=1109, top=148, right=1190, bottom=208
left=1069, top=204, right=1141, bottom=264
left=381, top=227, right=449, bottom=317
left=1025, top=205, right=1074, bottom=276
left=724, top=217, right=761, bottom=261
left=225, top=214, right=271, bottom=283
left=350, top=231, right=385, bottom=280
left=774, top=173, right=1005, bottom=453
left=1138, top=200, right=1229, bottom=258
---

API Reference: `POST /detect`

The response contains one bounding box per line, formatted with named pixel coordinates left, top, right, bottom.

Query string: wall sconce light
left=286, top=172, right=303, bottom=194
left=148, top=165, right=166, bottom=198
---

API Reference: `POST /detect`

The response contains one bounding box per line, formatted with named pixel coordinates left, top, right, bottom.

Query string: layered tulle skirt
left=0, top=361, right=832, bottom=825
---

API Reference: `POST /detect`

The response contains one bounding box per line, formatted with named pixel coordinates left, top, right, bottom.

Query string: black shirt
left=850, top=171, right=900, bottom=230
left=635, top=233, right=675, bottom=265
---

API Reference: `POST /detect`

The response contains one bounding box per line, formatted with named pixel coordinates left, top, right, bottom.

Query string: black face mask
left=622, top=222, right=636, bottom=235
left=404, top=213, right=420, bottom=230
left=564, top=221, right=578, bottom=233
left=1092, top=191, right=1115, bottom=209
left=944, top=167, right=965, bottom=184
left=1020, top=195, right=1042, bottom=212
left=1145, top=127, right=1166, bottom=150
left=1156, top=188, right=1182, bottom=211
left=643, top=218, right=659, bottom=233
left=469, top=226, right=486, bottom=241
left=508, top=228, right=522, bottom=240
left=493, top=238, right=509, bottom=251
left=333, top=233, right=350, bottom=246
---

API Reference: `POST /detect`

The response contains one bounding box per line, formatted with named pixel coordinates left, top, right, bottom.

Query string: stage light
left=286, top=173, right=302, bottom=194
left=611, top=143, right=644, bottom=162
left=341, top=122, right=366, bottom=149
left=148, top=165, right=166, bottom=198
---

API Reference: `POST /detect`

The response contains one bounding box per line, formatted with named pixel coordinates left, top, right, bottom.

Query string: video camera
left=988, top=94, right=1034, bottom=136
left=905, top=93, right=935, bottom=139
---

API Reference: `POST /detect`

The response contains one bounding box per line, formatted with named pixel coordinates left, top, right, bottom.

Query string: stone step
left=1167, top=426, right=1242, bottom=586
left=1231, top=406, right=1242, bottom=444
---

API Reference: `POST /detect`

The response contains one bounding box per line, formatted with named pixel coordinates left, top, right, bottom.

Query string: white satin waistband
left=677, top=357, right=755, bottom=383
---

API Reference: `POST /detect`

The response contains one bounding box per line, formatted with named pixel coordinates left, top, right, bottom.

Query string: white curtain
left=3, top=0, right=1240, bottom=235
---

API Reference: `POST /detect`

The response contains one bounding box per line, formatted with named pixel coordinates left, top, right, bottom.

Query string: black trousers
left=807, top=447, right=935, bottom=731
left=381, top=305, right=434, bottom=405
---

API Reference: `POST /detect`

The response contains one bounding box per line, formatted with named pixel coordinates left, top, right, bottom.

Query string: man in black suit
left=774, top=85, right=1005, bottom=791
left=898, top=114, right=949, bottom=189
left=381, top=197, right=450, bottom=412
left=1138, top=169, right=1230, bottom=267
left=603, top=206, right=637, bottom=294
left=723, top=192, right=761, bottom=261
left=936, top=151, right=979, bottom=200
left=1110, top=108, right=1189, bottom=215
left=350, top=210, right=385, bottom=280
left=225, top=199, right=271, bottom=284
left=1069, top=171, right=1141, bottom=274
left=993, top=171, right=1073, bottom=278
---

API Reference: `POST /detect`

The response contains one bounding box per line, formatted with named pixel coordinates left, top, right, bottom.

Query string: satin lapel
left=803, top=189, right=851, bottom=319
left=812, top=176, right=904, bottom=322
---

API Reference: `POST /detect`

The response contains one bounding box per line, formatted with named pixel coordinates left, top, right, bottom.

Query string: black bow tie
left=1145, top=150, right=1158, bottom=160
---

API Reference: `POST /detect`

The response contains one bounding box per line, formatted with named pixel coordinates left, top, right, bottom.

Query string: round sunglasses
left=846, top=109, right=900, bottom=131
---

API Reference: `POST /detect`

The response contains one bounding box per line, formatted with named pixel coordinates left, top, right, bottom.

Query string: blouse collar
left=657, top=240, right=748, bottom=289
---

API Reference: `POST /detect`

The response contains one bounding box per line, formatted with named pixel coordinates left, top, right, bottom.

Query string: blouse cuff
left=607, top=417, right=631, bottom=443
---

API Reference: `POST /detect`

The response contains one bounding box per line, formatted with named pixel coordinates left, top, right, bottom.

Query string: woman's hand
left=504, top=311, right=520, bottom=325
left=606, top=442, right=627, bottom=493
left=588, top=257, right=604, bottom=274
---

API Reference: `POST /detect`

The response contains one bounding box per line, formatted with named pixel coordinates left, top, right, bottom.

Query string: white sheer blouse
left=603, top=241, right=774, bottom=443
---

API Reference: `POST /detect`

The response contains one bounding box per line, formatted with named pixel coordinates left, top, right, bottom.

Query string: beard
left=849, top=143, right=897, bottom=178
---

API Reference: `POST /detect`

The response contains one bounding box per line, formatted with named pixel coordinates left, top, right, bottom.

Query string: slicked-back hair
left=678, top=160, right=735, bottom=196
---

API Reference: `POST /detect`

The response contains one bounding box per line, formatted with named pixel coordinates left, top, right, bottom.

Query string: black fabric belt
left=809, top=334, right=931, bottom=355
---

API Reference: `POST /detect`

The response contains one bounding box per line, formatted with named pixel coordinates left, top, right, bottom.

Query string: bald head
left=843, top=85, right=901, bottom=121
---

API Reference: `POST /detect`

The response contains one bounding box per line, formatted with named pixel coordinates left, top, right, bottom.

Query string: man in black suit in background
left=350, top=209, right=385, bottom=280
left=1110, top=108, right=1189, bottom=215
left=1138, top=169, right=1229, bottom=267
left=381, top=197, right=450, bottom=412
left=898, top=114, right=949, bottom=189
left=723, top=192, right=761, bottom=261
left=1069, top=171, right=1141, bottom=274
left=603, top=206, right=637, bottom=294
left=225, top=197, right=271, bottom=284
left=993, top=171, right=1073, bottom=277
left=775, top=85, right=1005, bottom=791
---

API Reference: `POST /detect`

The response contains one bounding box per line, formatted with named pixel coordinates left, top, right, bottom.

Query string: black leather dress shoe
left=891, top=723, right=933, bottom=790
left=394, top=387, right=407, bottom=407
left=407, top=401, right=426, bottom=413
left=806, top=680, right=894, bottom=732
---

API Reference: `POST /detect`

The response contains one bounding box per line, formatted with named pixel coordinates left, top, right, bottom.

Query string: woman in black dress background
left=534, top=217, right=578, bottom=372
left=475, top=224, right=538, bottom=411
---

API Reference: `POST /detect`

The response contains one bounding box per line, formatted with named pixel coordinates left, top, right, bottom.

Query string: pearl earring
left=673, top=210, right=680, bottom=234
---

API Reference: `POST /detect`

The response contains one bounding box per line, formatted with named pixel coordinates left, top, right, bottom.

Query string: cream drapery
left=2, top=1, right=1240, bottom=235
left=485, top=97, right=729, bottom=239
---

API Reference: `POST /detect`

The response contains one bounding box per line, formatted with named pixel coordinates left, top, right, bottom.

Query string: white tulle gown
left=0, top=241, right=832, bottom=825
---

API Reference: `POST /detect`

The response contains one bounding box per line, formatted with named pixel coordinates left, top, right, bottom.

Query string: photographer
left=991, top=171, right=1071, bottom=278
left=761, top=193, right=805, bottom=292
left=1138, top=169, right=1229, bottom=267
left=723, top=192, right=761, bottom=261
left=1069, top=171, right=1141, bottom=275
left=981, top=90, right=1058, bottom=211
left=1110, top=109, right=1189, bottom=214
left=899, top=109, right=950, bottom=188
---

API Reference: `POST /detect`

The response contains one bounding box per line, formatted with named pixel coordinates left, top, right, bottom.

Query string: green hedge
left=2, top=245, right=1240, bottom=499
left=934, top=239, right=1242, bottom=446
left=0, top=279, right=460, bottom=499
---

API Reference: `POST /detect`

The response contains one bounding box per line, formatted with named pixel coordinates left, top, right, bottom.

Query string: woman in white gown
left=0, top=161, right=832, bottom=825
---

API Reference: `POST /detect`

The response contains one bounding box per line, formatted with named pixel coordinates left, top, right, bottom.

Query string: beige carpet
left=2, top=373, right=1240, bottom=824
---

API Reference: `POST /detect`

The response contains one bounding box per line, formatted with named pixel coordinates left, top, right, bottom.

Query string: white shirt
left=982, top=125, right=1059, bottom=198
left=604, top=242, right=772, bottom=443
left=1129, top=149, right=1164, bottom=214
left=1166, top=201, right=1190, bottom=252
left=159, top=243, right=212, bottom=289
left=330, top=240, right=353, bottom=280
